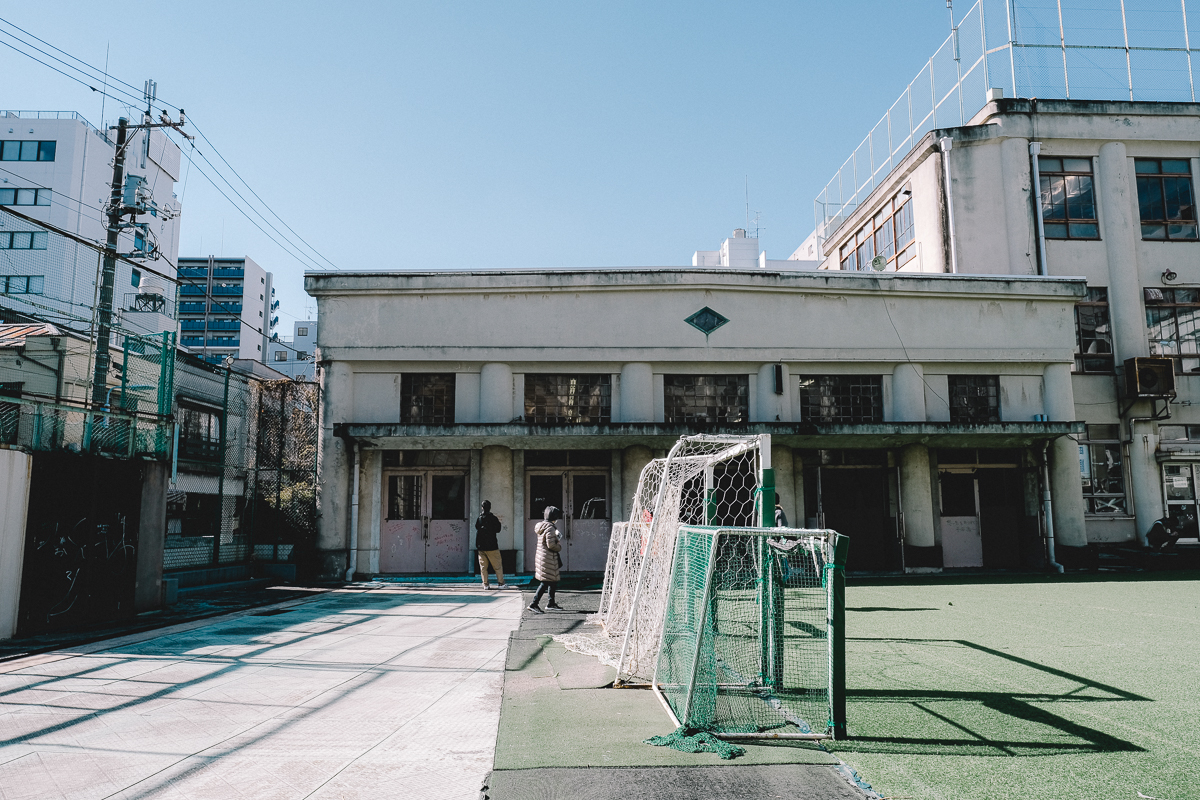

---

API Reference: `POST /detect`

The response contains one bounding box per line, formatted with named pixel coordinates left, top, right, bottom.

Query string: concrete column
left=1127, top=429, right=1162, bottom=545
left=316, top=361, right=352, bottom=580
left=756, top=364, right=791, bottom=422
left=610, top=450, right=624, bottom=521
left=480, top=363, right=513, bottom=423
left=512, top=449, right=525, bottom=570
left=771, top=445, right=796, bottom=525
left=899, top=443, right=936, bottom=548
left=1000, top=136, right=1035, bottom=275
left=0, top=449, right=32, bottom=639
left=362, top=449, right=381, bottom=574
left=793, top=452, right=806, bottom=525
left=134, top=461, right=169, bottom=612
left=622, top=445, right=654, bottom=517
left=481, top=445, right=514, bottom=549
left=619, top=363, right=654, bottom=422
left=1097, top=141, right=1148, bottom=362
left=891, top=363, right=926, bottom=422
left=1043, top=363, right=1088, bottom=548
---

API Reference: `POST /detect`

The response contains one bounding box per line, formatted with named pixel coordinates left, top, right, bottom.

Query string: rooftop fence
left=815, top=0, right=1200, bottom=242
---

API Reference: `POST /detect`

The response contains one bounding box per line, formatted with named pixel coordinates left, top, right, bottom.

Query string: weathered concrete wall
left=481, top=445, right=515, bottom=549
left=0, top=449, right=32, bottom=639
left=134, top=462, right=169, bottom=613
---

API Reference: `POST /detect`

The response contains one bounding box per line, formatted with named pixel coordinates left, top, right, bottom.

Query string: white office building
left=0, top=110, right=182, bottom=337
left=267, top=319, right=317, bottom=379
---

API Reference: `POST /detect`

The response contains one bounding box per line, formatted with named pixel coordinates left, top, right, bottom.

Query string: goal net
left=654, top=525, right=848, bottom=740
left=596, top=434, right=766, bottom=684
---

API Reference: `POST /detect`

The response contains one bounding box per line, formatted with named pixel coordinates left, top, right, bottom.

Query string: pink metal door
left=566, top=472, right=610, bottom=571
left=426, top=474, right=468, bottom=572
left=380, top=474, right=425, bottom=572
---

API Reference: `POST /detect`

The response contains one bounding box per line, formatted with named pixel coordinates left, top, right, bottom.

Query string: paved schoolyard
left=0, top=586, right=523, bottom=800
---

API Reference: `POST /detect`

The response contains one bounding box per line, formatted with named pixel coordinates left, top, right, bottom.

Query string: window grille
left=663, top=375, right=748, bottom=424
left=797, top=375, right=883, bottom=423
left=1038, top=157, right=1099, bottom=240
left=524, top=374, right=611, bottom=424
left=1080, top=424, right=1126, bottom=515
left=948, top=375, right=1000, bottom=424
left=400, top=373, right=456, bottom=424
left=1145, top=288, right=1200, bottom=373
left=1075, top=287, right=1113, bottom=373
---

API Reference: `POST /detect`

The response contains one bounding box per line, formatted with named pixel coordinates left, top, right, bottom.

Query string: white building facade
left=305, top=268, right=1089, bottom=581
left=0, top=110, right=182, bottom=337
left=176, top=256, right=275, bottom=365
left=267, top=319, right=317, bottom=380
left=817, top=98, right=1200, bottom=548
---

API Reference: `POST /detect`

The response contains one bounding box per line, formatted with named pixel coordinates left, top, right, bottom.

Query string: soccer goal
left=652, top=525, right=848, bottom=740
left=598, top=434, right=768, bottom=685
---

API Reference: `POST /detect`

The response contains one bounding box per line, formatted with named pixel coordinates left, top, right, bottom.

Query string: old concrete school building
left=305, top=267, right=1089, bottom=579
left=818, top=98, right=1200, bottom=551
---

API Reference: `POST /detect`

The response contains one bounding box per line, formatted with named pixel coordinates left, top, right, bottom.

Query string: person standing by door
left=475, top=500, right=505, bottom=589
left=529, top=506, right=563, bottom=612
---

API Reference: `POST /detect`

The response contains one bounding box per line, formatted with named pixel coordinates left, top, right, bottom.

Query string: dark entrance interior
left=820, top=467, right=898, bottom=572
left=977, top=468, right=1024, bottom=569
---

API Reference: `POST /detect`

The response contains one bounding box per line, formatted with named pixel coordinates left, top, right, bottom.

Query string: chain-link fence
left=816, top=0, right=1200, bottom=240
left=164, top=352, right=319, bottom=574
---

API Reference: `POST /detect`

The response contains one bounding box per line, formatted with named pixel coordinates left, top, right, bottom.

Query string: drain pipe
left=1041, top=441, right=1064, bottom=574
left=939, top=137, right=959, bottom=273
left=1029, top=142, right=1049, bottom=275
left=346, top=442, right=360, bottom=582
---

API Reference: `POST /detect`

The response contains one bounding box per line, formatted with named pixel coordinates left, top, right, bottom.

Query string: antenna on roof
left=745, top=176, right=750, bottom=233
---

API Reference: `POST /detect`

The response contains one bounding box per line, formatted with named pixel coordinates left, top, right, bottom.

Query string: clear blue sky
left=1, top=1, right=952, bottom=325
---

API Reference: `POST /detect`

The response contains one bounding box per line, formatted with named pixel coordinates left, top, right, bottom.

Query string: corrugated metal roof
left=0, top=323, right=61, bottom=348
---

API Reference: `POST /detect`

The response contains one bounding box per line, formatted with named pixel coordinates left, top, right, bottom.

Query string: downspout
left=1029, top=142, right=1049, bottom=275
left=346, top=441, right=360, bottom=582
left=1041, top=441, right=1064, bottom=573
left=938, top=137, right=959, bottom=273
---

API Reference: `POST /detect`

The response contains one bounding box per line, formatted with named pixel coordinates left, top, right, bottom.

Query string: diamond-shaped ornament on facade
left=685, top=306, right=729, bottom=335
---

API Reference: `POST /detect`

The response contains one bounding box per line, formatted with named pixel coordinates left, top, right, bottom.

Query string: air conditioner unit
left=1124, top=357, right=1176, bottom=399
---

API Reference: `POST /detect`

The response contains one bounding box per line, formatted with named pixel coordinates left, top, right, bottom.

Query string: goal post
left=651, top=525, right=848, bottom=740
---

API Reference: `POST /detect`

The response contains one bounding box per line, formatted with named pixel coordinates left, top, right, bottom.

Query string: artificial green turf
left=828, top=574, right=1200, bottom=800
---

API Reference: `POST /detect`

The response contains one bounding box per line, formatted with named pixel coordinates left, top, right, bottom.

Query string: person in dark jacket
left=528, top=506, right=563, bottom=613
left=475, top=500, right=505, bottom=588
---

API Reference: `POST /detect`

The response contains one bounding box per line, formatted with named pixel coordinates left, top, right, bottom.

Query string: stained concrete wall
left=0, top=449, right=32, bottom=639
left=134, top=462, right=169, bottom=613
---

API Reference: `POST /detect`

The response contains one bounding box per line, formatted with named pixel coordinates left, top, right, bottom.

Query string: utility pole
left=89, top=93, right=192, bottom=422
left=90, top=116, right=129, bottom=404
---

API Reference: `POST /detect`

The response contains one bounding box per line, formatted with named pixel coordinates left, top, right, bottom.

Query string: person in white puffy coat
left=528, top=506, right=563, bottom=613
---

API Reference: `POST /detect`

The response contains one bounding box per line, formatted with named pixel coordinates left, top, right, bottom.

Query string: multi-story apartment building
left=267, top=319, right=317, bottom=380
left=0, top=110, right=181, bottom=336
left=176, top=256, right=276, bottom=365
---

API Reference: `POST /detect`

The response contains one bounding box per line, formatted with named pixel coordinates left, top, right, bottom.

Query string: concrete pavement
left=0, top=586, right=524, bottom=800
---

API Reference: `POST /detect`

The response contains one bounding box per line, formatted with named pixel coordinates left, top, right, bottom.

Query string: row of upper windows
left=0, top=275, right=45, bottom=294
left=839, top=191, right=915, bottom=271
left=0, top=188, right=51, bottom=207
left=1040, top=157, right=1196, bottom=241
left=0, top=141, right=55, bottom=162
left=390, top=373, right=1000, bottom=426
left=0, top=231, right=47, bottom=250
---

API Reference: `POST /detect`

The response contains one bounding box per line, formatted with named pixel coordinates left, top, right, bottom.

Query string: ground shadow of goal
left=831, top=637, right=1149, bottom=756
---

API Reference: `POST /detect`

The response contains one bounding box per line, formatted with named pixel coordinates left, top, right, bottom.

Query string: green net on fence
left=656, top=525, right=844, bottom=738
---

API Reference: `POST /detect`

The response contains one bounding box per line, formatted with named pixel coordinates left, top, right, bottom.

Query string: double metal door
left=380, top=470, right=468, bottom=573
left=525, top=471, right=610, bottom=572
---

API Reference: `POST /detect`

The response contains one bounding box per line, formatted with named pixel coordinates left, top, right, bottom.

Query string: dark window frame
left=1038, top=156, right=1100, bottom=240
left=663, top=374, right=749, bottom=424
left=1145, top=287, right=1200, bottom=373
left=0, top=140, right=56, bottom=162
left=797, top=375, right=884, bottom=424
left=400, top=373, right=456, bottom=425
left=948, top=375, right=1001, bottom=424
left=524, top=374, right=611, bottom=425
left=1080, top=424, right=1127, bottom=515
left=839, top=191, right=916, bottom=272
left=1135, top=158, right=1198, bottom=241
left=1074, top=287, right=1114, bottom=373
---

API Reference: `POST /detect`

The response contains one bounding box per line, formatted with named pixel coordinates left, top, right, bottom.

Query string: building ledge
left=335, top=421, right=1084, bottom=450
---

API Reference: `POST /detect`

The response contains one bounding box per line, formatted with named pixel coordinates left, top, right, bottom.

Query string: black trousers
left=532, top=580, right=557, bottom=605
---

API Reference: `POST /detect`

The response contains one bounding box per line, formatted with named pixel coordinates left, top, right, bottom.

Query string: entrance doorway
left=380, top=470, right=469, bottom=573
left=817, top=466, right=898, bottom=572
left=525, top=471, right=611, bottom=572
left=939, top=468, right=1024, bottom=569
